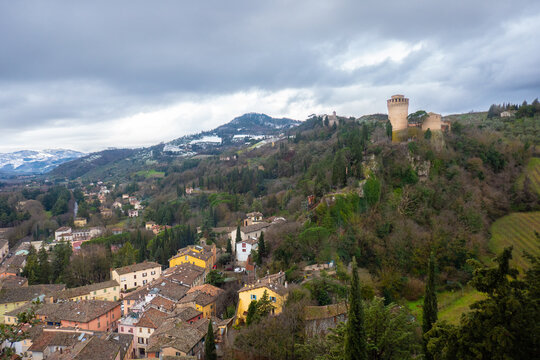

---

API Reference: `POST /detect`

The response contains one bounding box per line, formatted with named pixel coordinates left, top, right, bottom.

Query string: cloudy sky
left=1, top=0, right=539, bottom=153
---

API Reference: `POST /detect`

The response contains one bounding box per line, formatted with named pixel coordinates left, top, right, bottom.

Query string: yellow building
left=0, top=284, right=64, bottom=323
left=74, top=217, right=87, bottom=227
left=236, top=277, right=288, bottom=325
left=52, top=280, right=120, bottom=302
left=177, top=284, right=224, bottom=319
left=168, top=244, right=216, bottom=273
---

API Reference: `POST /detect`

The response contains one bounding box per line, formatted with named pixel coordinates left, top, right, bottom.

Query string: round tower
left=387, top=94, right=409, bottom=132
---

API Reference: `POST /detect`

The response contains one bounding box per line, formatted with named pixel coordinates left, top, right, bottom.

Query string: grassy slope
left=407, top=286, right=484, bottom=324
left=489, top=212, right=540, bottom=272
left=517, top=157, right=540, bottom=195
left=136, top=169, right=165, bottom=179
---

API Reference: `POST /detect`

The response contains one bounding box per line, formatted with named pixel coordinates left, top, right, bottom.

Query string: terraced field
left=517, top=157, right=540, bottom=195
left=489, top=212, right=540, bottom=272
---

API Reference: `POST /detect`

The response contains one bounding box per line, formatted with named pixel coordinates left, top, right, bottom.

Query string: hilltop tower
left=422, top=112, right=442, bottom=131
left=387, top=95, right=409, bottom=132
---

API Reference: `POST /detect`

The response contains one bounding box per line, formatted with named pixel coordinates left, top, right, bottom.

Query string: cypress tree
left=235, top=223, right=242, bottom=244
left=205, top=320, right=217, bottom=360
left=386, top=120, right=393, bottom=139
left=423, top=252, right=438, bottom=359
left=226, top=238, right=232, bottom=254
left=344, top=257, right=367, bottom=360
left=258, top=232, right=266, bottom=259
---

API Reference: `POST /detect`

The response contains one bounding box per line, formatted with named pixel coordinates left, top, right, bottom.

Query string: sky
left=1, top=0, right=539, bottom=153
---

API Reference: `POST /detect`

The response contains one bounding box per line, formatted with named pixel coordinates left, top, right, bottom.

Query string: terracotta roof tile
left=113, top=261, right=161, bottom=275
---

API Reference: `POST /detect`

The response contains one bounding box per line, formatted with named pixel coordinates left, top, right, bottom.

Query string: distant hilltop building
left=326, top=111, right=338, bottom=126
left=387, top=95, right=409, bottom=132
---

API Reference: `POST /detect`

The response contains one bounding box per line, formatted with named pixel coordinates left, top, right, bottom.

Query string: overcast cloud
left=0, top=0, right=539, bottom=152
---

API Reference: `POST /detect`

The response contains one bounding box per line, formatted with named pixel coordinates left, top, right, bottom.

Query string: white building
left=235, top=239, right=258, bottom=263
left=54, top=227, right=73, bottom=242
left=229, top=222, right=270, bottom=252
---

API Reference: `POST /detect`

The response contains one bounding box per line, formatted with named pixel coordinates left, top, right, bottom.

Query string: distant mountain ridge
left=50, top=113, right=301, bottom=179
left=215, top=113, right=300, bottom=135
left=163, top=112, right=300, bottom=154
left=0, top=149, right=85, bottom=174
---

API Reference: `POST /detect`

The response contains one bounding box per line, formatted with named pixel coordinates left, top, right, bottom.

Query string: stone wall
left=422, top=112, right=442, bottom=131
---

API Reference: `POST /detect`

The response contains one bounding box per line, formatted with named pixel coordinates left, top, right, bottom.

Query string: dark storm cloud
left=0, top=0, right=539, bottom=151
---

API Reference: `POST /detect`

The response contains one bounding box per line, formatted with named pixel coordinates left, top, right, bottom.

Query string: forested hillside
left=3, top=107, right=539, bottom=359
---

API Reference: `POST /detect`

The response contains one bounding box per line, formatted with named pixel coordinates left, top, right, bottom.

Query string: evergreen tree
left=22, top=245, right=39, bottom=285
left=205, top=320, right=217, bottom=360
left=246, top=300, right=258, bottom=326
left=113, top=242, right=138, bottom=267
left=37, top=243, right=51, bottom=284
left=51, top=241, right=71, bottom=283
left=226, top=238, right=232, bottom=254
left=386, top=120, right=393, bottom=139
left=235, top=224, right=242, bottom=244
left=332, top=151, right=347, bottom=187
left=426, top=247, right=539, bottom=359
left=423, top=252, right=438, bottom=360
left=344, top=257, right=367, bottom=360
left=424, top=128, right=432, bottom=140
left=257, top=290, right=274, bottom=317
left=258, top=232, right=266, bottom=260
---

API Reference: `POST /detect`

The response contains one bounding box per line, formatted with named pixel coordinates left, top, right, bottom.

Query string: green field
left=407, top=286, right=484, bottom=324
left=136, top=169, right=165, bottom=178
left=517, top=157, right=540, bottom=195
left=489, top=212, right=540, bottom=272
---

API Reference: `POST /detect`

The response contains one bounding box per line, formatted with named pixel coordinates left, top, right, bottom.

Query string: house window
left=138, top=337, right=145, bottom=344
left=139, top=328, right=142, bottom=333
left=148, top=328, right=151, bottom=333
left=121, top=327, right=124, bottom=332
left=270, top=296, right=276, bottom=302
left=134, top=282, right=137, bottom=286
left=133, top=275, right=137, bottom=279
left=104, top=288, right=107, bottom=293
left=242, top=249, right=246, bottom=252
left=250, top=294, right=257, bottom=300
left=151, top=271, right=156, bottom=275
left=143, top=280, right=147, bottom=285
left=142, top=272, right=147, bottom=277
left=185, top=256, right=188, bottom=260
left=97, top=322, right=101, bottom=328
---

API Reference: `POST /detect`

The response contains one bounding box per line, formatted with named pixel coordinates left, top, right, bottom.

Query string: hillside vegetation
left=517, top=157, right=540, bottom=195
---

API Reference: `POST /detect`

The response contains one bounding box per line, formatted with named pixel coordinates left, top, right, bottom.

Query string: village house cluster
left=0, top=206, right=348, bottom=359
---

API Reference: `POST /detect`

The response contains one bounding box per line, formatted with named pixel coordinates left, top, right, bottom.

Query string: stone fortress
left=387, top=94, right=448, bottom=141
left=387, top=95, right=410, bottom=132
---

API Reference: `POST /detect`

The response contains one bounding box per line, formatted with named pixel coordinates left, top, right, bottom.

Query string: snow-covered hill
left=0, top=149, right=85, bottom=174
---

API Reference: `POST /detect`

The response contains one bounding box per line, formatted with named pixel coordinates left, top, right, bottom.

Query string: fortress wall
left=422, top=112, right=442, bottom=131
